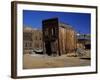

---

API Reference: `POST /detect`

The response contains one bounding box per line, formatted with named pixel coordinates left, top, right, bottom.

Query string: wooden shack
left=42, top=18, right=77, bottom=56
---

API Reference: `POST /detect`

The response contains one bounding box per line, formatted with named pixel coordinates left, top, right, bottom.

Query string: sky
left=23, top=10, right=91, bottom=34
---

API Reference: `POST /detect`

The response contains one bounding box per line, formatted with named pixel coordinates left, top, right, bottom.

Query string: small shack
left=42, top=18, right=77, bottom=56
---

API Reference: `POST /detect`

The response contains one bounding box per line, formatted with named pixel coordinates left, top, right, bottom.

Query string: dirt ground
left=23, top=52, right=90, bottom=69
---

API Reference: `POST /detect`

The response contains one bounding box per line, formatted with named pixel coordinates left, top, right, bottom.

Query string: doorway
left=45, top=41, right=52, bottom=56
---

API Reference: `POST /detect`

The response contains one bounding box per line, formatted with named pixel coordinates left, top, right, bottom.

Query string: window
left=44, top=28, right=48, bottom=36
left=29, top=43, right=32, bottom=47
left=40, top=37, right=41, bottom=40
left=51, top=28, right=55, bottom=36
left=23, top=32, right=32, bottom=41
left=25, top=43, right=27, bottom=47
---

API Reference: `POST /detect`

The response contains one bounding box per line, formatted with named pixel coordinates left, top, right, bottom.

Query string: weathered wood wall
left=59, top=23, right=77, bottom=54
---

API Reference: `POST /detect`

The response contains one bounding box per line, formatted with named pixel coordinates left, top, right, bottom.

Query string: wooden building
left=23, top=27, right=33, bottom=54
left=32, top=29, right=43, bottom=50
left=42, top=18, right=77, bottom=56
left=23, top=27, right=43, bottom=54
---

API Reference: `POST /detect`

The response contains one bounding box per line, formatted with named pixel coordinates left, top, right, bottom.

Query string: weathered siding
left=42, top=18, right=77, bottom=56
left=23, top=27, right=43, bottom=54
left=59, top=24, right=77, bottom=54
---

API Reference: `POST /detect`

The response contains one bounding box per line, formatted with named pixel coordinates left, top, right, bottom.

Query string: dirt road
left=23, top=53, right=90, bottom=69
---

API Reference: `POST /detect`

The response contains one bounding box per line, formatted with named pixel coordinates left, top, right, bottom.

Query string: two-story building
left=23, top=27, right=43, bottom=54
